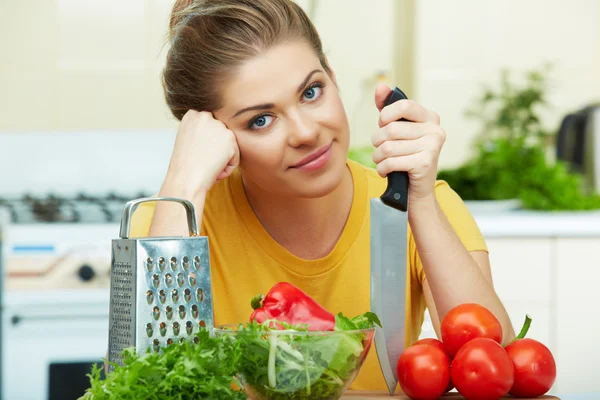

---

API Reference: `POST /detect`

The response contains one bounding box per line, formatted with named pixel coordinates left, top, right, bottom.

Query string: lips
left=291, top=142, right=332, bottom=168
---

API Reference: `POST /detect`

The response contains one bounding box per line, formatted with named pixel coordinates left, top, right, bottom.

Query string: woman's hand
left=371, top=84, right=446, bottom=202
left=165, top=110, right=240, bottom=201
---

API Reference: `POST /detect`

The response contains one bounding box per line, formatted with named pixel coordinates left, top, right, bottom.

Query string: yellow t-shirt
left=129, top=159, right=488, bottom=391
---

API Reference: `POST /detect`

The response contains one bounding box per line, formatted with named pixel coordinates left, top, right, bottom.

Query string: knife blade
left=370, top=86, right=410, bottom=395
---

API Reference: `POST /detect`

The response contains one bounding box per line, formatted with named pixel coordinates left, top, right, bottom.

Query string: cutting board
left=341, top=391, right=560, bottom=399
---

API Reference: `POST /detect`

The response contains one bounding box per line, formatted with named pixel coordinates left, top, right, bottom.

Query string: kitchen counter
left=466, top=203, right=600, bottom=238
left=341, top=391, right=561, bottom=399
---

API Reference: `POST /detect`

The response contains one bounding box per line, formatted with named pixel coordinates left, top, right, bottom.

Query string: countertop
left=341, top=391, right=600, bottom=400
left=465, top=201, right=600, bottom=238
left=341, top=391, right=561, bottom=399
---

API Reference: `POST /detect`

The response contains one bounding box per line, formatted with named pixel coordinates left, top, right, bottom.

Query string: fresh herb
left=223, top=311, right=381, bottom=400
left=80, top=329, right=247, bottom=400
left=438, top=138, right=600, bottom=210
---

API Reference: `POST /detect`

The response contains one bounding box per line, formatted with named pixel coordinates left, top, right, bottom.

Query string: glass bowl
left=213, top=324, right=375, bottom=400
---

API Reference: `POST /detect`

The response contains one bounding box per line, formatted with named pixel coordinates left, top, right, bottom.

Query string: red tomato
left=441, top=303, right=503, bottom=357
left=413, top=338, right=454, bottom=392
left=414, top=338, right=450, bottom=357
left=505, top=338, right=557, bottom=398
left=451, top=337, right=514, bottom=400
left=397, top=343, right=450, bottom=400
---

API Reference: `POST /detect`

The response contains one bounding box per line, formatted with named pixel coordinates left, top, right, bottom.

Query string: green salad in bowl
left=214, top=312, right=378, bottom=400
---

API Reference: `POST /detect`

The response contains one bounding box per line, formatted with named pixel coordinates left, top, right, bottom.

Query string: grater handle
left=119, top=197, right=200, bottom=238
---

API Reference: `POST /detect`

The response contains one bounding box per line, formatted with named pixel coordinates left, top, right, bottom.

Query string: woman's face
left=214, top=40, right=351, bottom=199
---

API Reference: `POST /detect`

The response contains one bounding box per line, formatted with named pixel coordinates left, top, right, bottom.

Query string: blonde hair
left=163, top=0, right=330, bottom=120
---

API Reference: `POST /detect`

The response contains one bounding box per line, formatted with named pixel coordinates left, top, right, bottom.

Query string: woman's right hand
left=148, top=110, right=238, bottom=237
left=165, top=110, right=240, bottom=200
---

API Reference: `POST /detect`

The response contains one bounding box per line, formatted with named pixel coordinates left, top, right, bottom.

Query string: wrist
left=408, top=192, right=438, bottom=222
left=408, top=191, right=437, bottom=210
left=160, top=173, right=208, bottom=205
left=407, top=193, right=445, bottom=243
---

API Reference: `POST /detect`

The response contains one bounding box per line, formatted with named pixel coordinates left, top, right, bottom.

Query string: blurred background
left=0, top=0, right=599, bottom=399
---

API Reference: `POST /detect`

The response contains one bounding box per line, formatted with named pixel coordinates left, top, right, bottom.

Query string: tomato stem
left=507, top=314, right=532, bottom=345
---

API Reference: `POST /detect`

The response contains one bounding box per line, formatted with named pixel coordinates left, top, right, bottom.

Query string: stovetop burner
left=0, top=192, right=151, bottom=224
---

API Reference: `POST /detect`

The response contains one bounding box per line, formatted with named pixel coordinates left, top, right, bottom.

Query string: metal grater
left=107, top=197, right=214, bottom=370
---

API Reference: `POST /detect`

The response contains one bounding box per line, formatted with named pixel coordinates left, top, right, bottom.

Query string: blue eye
left=248, top=114, right=274, bottom=130
left=303, top=84, right=322, bottom=101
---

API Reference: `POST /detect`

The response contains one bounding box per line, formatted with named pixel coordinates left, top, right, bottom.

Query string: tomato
left=413, top=338, right=454, bottom=392
left=441, top=303, right=503, bottom=357
left=505, top=338, right=557, bottom=397
left=397, top=343, right=450, bottom=400
left=414, top=338, right=450, bottom=357
left=451, top=337, right=514, bottom=400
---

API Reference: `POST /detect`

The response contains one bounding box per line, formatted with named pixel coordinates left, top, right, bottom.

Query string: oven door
left=2, top=289, right=109, bottom=400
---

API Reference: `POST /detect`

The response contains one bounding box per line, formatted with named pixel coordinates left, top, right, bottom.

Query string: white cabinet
left=554, top=238, right=600, bottom=393
left=485, top=237, right=600, bottom=393
left=418, top=238, right=554, bottom=350
left=486, top=238, right=554, bottom=350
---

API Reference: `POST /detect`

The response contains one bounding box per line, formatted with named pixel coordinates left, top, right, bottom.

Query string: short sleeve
left=128, top=201, right=156, bottom=238
left=415, top=180, right=488, bottom=284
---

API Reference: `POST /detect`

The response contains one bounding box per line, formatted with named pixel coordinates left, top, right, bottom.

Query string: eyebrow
left=231, top=69, right=323, bottom=118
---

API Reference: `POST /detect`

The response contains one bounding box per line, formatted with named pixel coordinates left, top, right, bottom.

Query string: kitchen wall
left=0, top=0, right=400, bottom=137
left=413, top=0, right=600, bottom=168
left=0, top=0, right=177, bottom=132
left=1, top=0, right=599, bottom=191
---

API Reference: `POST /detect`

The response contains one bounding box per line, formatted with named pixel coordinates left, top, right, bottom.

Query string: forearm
left=409, top=194, right=515, bottom=343
left=149, top=177, right=207, bottom=237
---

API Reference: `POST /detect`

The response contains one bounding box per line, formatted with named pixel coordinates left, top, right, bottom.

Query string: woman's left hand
left=371, top=84, right=446, bottom=202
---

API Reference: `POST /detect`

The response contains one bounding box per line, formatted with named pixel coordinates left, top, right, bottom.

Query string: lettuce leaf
left=335, top=311, right=382, bottom=331
left=231, top=311, right=380, bottom=400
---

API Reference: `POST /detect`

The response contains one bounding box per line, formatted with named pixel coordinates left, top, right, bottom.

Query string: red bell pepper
left=250, top=282, right=335, bottom=331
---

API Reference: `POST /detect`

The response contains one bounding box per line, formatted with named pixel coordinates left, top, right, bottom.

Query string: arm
left=147, top=110, right=239, bottom=237
left=371, top=84, right=514, bottom=344
left=148, top=181, right=208, bottom=237
left=412, top=197, right=515, bottom=344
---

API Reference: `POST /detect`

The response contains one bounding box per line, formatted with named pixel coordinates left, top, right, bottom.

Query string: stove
left=0, top=192, right=150, bottom=291
left=0, top=192, right=150, bottom=400
left=0, top=192, right=150, bottom=224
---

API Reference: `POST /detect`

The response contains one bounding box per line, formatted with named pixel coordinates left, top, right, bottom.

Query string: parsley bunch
left=81, top=329, right=247, bottom=400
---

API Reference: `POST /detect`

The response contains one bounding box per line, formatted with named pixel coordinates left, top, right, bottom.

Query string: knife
left=370, top=86, right=410, bottom=395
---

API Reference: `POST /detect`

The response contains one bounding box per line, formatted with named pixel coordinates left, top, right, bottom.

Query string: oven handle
left=10, top=313, right=108, bottom=325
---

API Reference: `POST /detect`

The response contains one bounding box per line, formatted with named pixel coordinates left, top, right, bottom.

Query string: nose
left=287, top=108, right=319, bottom=147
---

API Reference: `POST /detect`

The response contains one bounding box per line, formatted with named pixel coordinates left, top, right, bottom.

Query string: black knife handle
left=380, top=87, right=410, bottom=212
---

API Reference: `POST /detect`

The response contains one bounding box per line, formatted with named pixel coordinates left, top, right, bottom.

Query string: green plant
left=437, top=66, right=600, bottom=211
left=347, top=146, right=376, bottom=169
left=81, top=329, right=247, bottom=400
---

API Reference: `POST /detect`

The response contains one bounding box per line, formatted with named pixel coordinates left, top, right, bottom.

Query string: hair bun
left=169, top=0, right=194, bottom=39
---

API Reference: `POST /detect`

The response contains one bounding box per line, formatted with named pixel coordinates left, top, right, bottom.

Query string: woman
left=130, top=0, right=515, bottom=391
